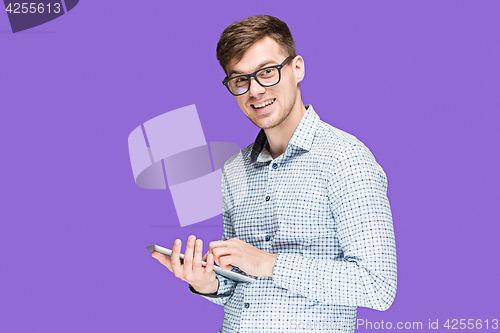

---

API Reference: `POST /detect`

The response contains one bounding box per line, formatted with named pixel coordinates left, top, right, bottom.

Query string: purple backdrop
left=1, top=1, right=499, bottom=332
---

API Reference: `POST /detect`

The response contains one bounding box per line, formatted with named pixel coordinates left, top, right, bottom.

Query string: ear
left=293, top=56, right=305, bottom=83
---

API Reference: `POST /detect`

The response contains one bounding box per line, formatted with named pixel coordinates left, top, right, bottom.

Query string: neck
left=264, top=98, right=307, bottom=159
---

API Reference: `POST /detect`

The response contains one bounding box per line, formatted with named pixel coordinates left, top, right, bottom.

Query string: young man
left=152, top=15, right=397, bottom=332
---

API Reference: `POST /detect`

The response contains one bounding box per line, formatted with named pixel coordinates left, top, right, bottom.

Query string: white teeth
left=254, top=99, right=275, bottom=109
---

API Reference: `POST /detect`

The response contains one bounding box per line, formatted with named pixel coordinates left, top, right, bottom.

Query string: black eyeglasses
left=222, top=56, right=294, bottom=96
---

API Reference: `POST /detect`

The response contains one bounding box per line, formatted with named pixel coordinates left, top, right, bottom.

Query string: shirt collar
left=250, top=104, right=320, bottom=163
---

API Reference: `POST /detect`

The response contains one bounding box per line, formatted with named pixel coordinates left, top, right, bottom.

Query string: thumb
left=151, top=251, right=173, bottom=271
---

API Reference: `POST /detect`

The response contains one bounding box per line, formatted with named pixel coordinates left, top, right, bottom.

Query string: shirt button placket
left=265, top=161, right=279, bottom=202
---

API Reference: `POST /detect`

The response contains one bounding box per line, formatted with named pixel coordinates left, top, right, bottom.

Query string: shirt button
left=272, top=163, right=278, bottom=169
left=244, top=303, right=250, bottom=308
left=265, top=196, right=270, bottom=201
left=265, top=235, right=271, bottom=241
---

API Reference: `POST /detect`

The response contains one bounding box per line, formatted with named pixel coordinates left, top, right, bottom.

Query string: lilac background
left=1, top=1, right=499, bottom=332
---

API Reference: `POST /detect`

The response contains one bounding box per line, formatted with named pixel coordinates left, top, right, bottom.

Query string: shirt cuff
left=188, top=284, right=218, bottom=296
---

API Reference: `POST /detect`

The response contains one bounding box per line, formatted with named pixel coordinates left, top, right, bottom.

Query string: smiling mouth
left=251, top=98, right=276, bottom=109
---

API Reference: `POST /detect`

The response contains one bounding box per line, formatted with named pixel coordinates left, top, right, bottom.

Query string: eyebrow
left=228, top=59, right=279, bottom=78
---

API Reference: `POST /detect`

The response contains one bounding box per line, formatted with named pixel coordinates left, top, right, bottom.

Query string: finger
left=218, top=254, right=233, bottom=271
left=204, top=253, right=215, bottom=276
left=209, top=240, right=229, bottom=252
left=170, top=239, right=183, bottom=274
left=151, top=251, right=174, bottom=272
left=183, top=235, right=196, bottom=271
left=192, top=239, right=203, bottom=276
left=212, top=248, right=220, bottom=267
left=211, top=246, right=235, bottom=266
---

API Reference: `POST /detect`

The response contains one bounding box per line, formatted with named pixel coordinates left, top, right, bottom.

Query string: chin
left=253, top=113, right=285, bottom=130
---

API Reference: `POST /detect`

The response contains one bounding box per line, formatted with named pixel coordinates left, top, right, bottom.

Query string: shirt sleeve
left=188, top=165, right=239, bottom=305
left=272, top=144, right=397, bottom=311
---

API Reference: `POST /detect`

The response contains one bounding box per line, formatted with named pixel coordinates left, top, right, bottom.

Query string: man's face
left=226, top=37, right=303, bottom=130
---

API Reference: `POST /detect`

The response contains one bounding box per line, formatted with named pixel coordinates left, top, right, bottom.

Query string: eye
left=258, top=68, right=277, bottom=78
left=233, top=76, right=248, bottom=87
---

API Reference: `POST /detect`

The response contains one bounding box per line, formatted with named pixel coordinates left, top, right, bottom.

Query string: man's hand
left=151, top=235, right=219, bottom=294
left=209, top=238, right=277, bottom=277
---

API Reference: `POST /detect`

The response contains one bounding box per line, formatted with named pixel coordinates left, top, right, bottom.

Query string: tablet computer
left=147, top=244, right=256, bottom=283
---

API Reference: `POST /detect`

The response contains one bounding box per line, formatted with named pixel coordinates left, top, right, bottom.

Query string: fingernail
left=175, top=239, right=180, bottom=245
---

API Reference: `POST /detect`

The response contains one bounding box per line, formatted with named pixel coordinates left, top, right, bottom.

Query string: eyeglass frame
left=222, top=56, right=294, bottom=96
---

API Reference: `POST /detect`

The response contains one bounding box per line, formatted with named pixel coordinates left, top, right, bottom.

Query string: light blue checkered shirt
left=192, top=105, right=397, bottom=332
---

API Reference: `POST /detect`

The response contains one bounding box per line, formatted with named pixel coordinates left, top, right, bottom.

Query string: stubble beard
left=248, top=92, right=297, bottom=130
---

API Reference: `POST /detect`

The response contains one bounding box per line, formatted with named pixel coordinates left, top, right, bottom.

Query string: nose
left=248, top=77, right=266, bottom=97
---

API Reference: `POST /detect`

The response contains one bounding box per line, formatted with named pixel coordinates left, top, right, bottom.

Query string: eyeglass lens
left=228, top=67, right=280, bottom=95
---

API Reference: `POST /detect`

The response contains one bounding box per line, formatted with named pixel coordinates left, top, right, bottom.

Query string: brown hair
left=216, top=15, right=297, bottom=75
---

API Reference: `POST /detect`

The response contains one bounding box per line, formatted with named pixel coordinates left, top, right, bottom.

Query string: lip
left=252, top=103, right=275, bottom=116
left=251, top=98, right=275, bottom=107
left=250, top=98, right=276, bottom=114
